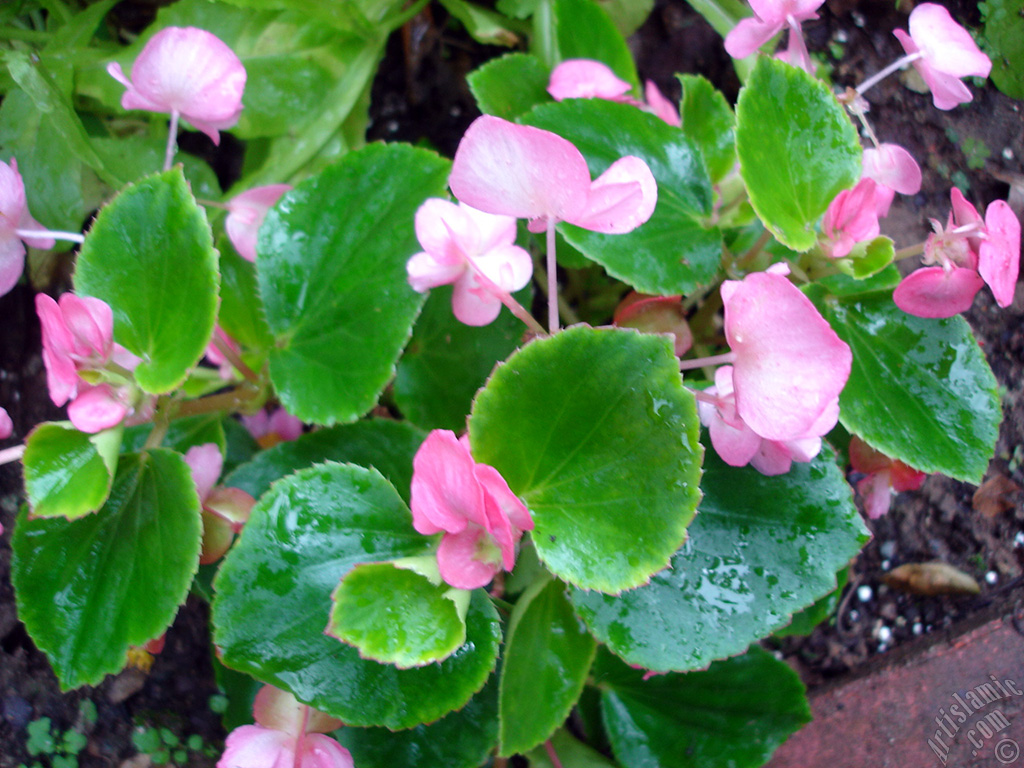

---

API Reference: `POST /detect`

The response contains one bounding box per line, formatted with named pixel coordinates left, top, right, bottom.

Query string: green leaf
left=74, top=168, right=219, bottom=394
left=526, top=728, right=621, bottom=768
left=774, top=566, right=848, bottom=638
left=594, top=0, right=654, bottom=37
left=394, top=284, right=525, bottom=432
left=12, top=450, right=202, bottom=689
left=595, top=646, right=810, bottom=768
left=218, top=246, right=273, bottom=353
left=339, top=672, right=498, bottom=768
left=225, top=419, right=425, bottom=504
left=439, top=0, right=522, bottom=46
left=499, top=577, right=596, bottom=756
left=469, top=326, right=703, bottom=593
left=677, top=74, right=736, bottom=183
left=327, top=561, right=469, bottom=668
left=982, top=0, right=1024, bottom=99
left=468, top=53, right=552, bottom=120
left=258, top=144, right=450, bottom=424
left=23, top=422, right=120, bottom=520
left=90, top=136, right=222, bottom=202
left=555, top=0, right=637, bottom=86
left=572, top=444, right=868, bottom=671
left=213, top=463, right=501, bottom=728
left=814, top=290, right=1000, bottom=482
left=736, top=58, right=861, bottom=251
left=524, top=100, right=721, bottom=296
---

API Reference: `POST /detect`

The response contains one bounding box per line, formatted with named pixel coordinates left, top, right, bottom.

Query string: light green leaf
left=327, top=561, right=468, bottom=668
left=678, top=73, right=736, bottom=183
left=12, top=450, right=202, bottom=689
left=23, top=422, right=121, bottom=520
left=258, top=144, right=450, bottom=424
left=814, top=289, right=1000, bottom=482
left=526, top=728, right=621, bottom=768
left=525, top=100, right=721, bottom=295
left=572, top=444, right=868, bottom=671
left=74, top=168, right=219, bottom=394
left=213, top=463, right=501, bottom=728
left=499, top=577, right=596, bottom=756
left=555, top=0, right=637, bottom=86
left=468, top=53, right=552, bottom=120
left=736, top=57, right=861, bottom=251
left=596, top=646, right=810, bottom=768
left=469, top=326, right=703, bottom=593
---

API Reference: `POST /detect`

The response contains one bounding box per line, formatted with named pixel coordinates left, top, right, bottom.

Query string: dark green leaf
left=677, top=74, right=736, bottom=183
left=555, top=0, right=637, bottom=86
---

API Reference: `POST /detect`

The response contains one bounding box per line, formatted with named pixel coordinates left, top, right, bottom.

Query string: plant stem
left=15, top=228, right=85, bottom=245
left=0, top=444, right=26, bottom=466
left=735, top=229, right=772, bottom=271
left=679, top=351, right=736, bottom=372
left=173, top=383, right=261, bottom=419
left=546, top=219, right=558, bottom=333
left=894, top=241, right=925, bottom=261
left=164, top=110, right=180, bottom=171
left=213, top=335, right=261, bottom=384
left=544, top=739, right=565, bottom=768
left=855, top=51, right=923, bottom=96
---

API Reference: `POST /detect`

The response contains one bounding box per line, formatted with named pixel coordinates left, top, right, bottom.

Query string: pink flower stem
left=212, top=334, right=261, bottom=384
left=470, top=263, right=548, bottom=337
left=164, top=110, right=181, bottom=171
left=0, top=444, right=26, bottom=466
left=786, top=17, right=812, bottom=73
left=679, top=351, right=737, bottom=371
left=855, top=51, right=924, bottom=96
left=544, top=739, right=565, bottom=768
left=688, top=387, right=719, bottom=405
left=546, top=218, right=558, bottom=334
left=14, top=228, right=85, bottom=245
left=293, top=705, right=312, bottom=768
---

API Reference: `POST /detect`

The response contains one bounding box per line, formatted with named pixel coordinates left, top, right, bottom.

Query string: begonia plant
left=0, top=2, right=1017, bottom=768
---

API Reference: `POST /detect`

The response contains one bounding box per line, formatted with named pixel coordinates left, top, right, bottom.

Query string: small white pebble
left=876, top=625, right=892, bottom=643
left=851, top=11, right=866, bottom=27
left=985, top=570, right=998, bottom=585
left=881, top=559, right=891, bottom=570
left=879, top=541, right=896, bottom=559
left=857, top=584, right=873, bottom=603
left=1013, top=531, right=1024, bottom=548
left=1003, top=147, right=1015, bottom=161
left=913, top=622, right=924, bottom=635
left=834, top=29, right=849, bottom=43
left=848, top=608, right=860, bottom=622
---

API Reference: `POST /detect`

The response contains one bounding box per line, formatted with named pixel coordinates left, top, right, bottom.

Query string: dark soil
left=2, top=1, right=1023, bottom=765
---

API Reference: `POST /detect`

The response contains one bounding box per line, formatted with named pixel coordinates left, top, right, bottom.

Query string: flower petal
left=548, top=59, right=632, bottom=101
left=226, top=184, right=291, bottom=262
left=437, top=527, right=502, bottom=589
left=978, top=200, right=1020, bottom=307
left=565, top=156, right=657, bottom=234
left=410, top=429, right=486, bottom=534
left=892, top=265, right=984, bottom=317
left=908, top=3, right=991, bottom=79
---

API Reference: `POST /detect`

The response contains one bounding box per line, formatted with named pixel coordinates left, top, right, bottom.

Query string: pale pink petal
left=410, top=429, right=486, bottom=534
left=460, top=203, right=518, bottom=255
left=918, top=63, right=975, bottom=111
left=226, top=184, right=291, bottom=262
left=823, top=178, right=880, bottom=258
left=0, top=159, right=28, bottom=235
left=114, top=27, right=246, bottom=144
left=857, top=471, right=893, bottom=519
left=266, top=407, right=303, bottom=442
left=724, top=17, right=782, bottom=59
left=862, top=144, right=922, bottom=196
left=36, top=293, right=79, bottom=407
left=892, top=265, right=984, bottom=317
left=565, top=156, right=658, bottom=234
left=451, top=270, right=504, bottom=326
left=708, top=410, right=762, bottom=467
left=548, top=59, right=632, bottom=101
left=723, top=271, right=852, bottom=441
left=474, top=463, right=532, bottom=569
left=184, top=443, right=224, bottom=502
left=253, top=685, right=305, bottom=733
left=16, top=206, right=56, bottom=250
left=205, top=486, right=256, bottom=532
left=437, top=526, right=502, bottom=589
left=299, top=735, right=354, bottom=768
left=219, top=725, right=295, bottom=768
left=908, top=3, right=991, bottom=79
left=407, top=251, right=466, bottom=293
left=61, top=294, right=113, bottom=360
left=748, top=439, right=794, bottom=476
left=470, top=243, right=533, bottom=293
left=782, top=435, right=822, bottom=463
left=414, top=198, right=473, bottom=265
left=450, top=115, right=591, bottom=225
left=0, top=236, right=25, bottom=297
left=950, top=186, right=983, bottom=234
left=978, top=200, right=1020, bottom=307
left=67, top=384, right=129, bottom=433
left=644, top=81, right=681, bottom=127
left=0, top=407, right=12, bottom=440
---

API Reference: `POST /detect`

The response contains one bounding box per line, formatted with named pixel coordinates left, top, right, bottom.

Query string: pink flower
left=410, top=430, right=533, bottom=590
left=184, top=443, right=255, bottom=564
left=720, top=264, right=851, bottom=441
left=0, top=159, right=55, bottom=296
left=406, top=199, right=532, bottom=326
left=613, top=292, right=692, bottom=356
left=219, top=685, right=352, bottom=768
left=0, top=406, right=12, bottom=440
left=449, top=115, right=657, bottom=236
left=643, top=81, right=681, bottom=127
left=242, top=406, right=304, bottom=449
left=697, top=365, right=831, bottom=475
left=107, top=27, right=246, bottom=145
left=894, top=188, right=1020, bottom=317
left=893, top=4, right=991, bottom=111
left=226, top=184, right=292, bottom=262
left=862, top=143, right=922, bottom=216
left=724, top=0, right=825, bottom=70
left=205, top=326, right=243, bottom=380
left=849, top=435, right=925, bottom=519
left=821, top=178, right=881, bottom=258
